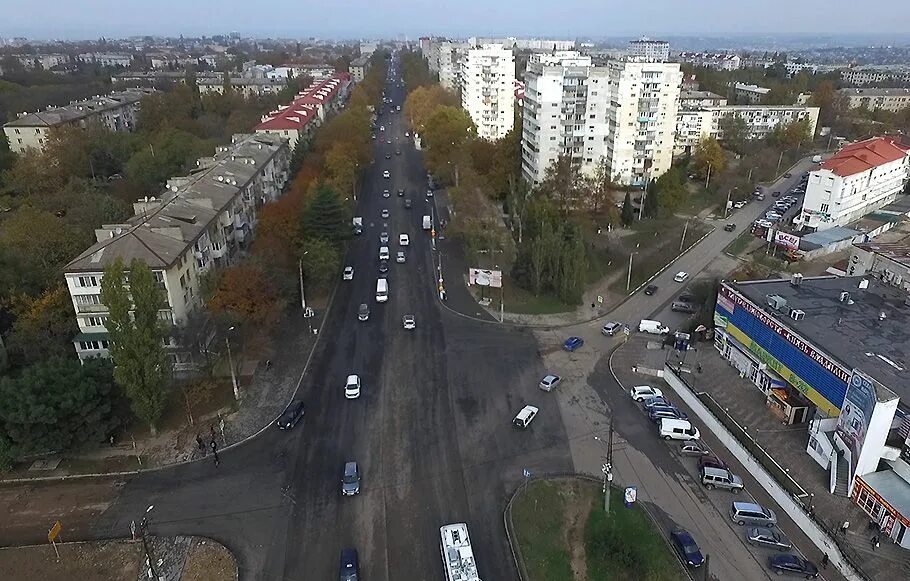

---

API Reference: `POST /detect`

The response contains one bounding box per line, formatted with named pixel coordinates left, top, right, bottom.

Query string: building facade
left=197, top=76, right=287, bottom=97
left=77, top=53, right=134, bottom=67
left=437, top=41, right=469, bottom=91
left=734, top=83, right=771, bottom=104
left=841, top=68, right=910, bottom=86
left=799, top=137, right=910, bottom=231
left=520, top=52, right=609, bottom=183
left=3, top=87, right=155, bottom=153
left=628, top=38, right=670, bottom=62
left=460, top=44, right=515, bottom=141
left=675, top=105, right=820, bottom=154
left=602, top=59, right=682, bottom=186
left=838, top=88, right=910, bottom=113
left=679, top=90, right=727, bottom=110
left=63, top=133, right=290, bottom=365
left=677, top=52, right=741, bottom=71
left=348, top=56, right=370, bottom=83
left=468, top=37, right=575, bottom=51
left=849, top=242, right=910, bottom=291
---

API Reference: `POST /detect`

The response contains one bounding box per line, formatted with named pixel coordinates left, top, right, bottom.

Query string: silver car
left=341, top=461, right=361, bottom=496
left=747, top=527, right=791, bottom=551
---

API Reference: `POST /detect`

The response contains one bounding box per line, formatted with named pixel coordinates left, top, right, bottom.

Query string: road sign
left=48, top=520, right=62, bottom=543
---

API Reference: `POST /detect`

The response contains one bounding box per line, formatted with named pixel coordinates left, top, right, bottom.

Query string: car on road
left=358, top=303, right=370, bottom=321
left=724, top=223, right=736, bottom=232
left=381, top=209, right=390, bottom=219
left=397, top=188, right=404, bottom=196
left=380, top=125, right=385, bottom=131
left=754, top=193, right=765, bottom=201
left=339, top=548, right=360, bottom=581
left=563, top=336, right=584, bottom=352
left=513, top=405, right=539, bottom=429
left=382, top=170, right=390, bottom=179
left=402, top=314, right=416, bottom=329
left=342, top=266, right=354, bottom=280
left=395, top=150, right=401, bottom=155
left=767, top=554, right=818, bottom=578
left=276, top=401, right=305, bottom=430
left=644, top=284, right=658, bottom=295
left=396, top=250, right=406, bottom=263
left=399, top=233, right=409, bottom=246
left=426, top=189, right=434, bottom=197
left=674, top=271, right=689, bottom=283
left=344, top=374, right=361, bottom=399
left=341, top=461, right=361, bottom=496
left=783, top=172, right=792, bottom=178
left=404, top=199, right=412, bottom=209
left=670, top=529, right=705, bottom=568
left=747, top=527, right=792, bottom=551
left=378, top=260, right=389, bottom=274
left=679, top=441, right=710, bottom=456
left=386, top=139, right=392, bottom=145
left=382, top=189, right=390, bottom=198
left=539, top=374, right=562, bottom=392
left=380, top=231, right=389, bottom=244
left=602, top=321, right=623, bottom=336
left=630, top=385, right=663, bottom=401
left=385, top=153, right=391, bottom=159
left=671, top=300, right=697, bottom=314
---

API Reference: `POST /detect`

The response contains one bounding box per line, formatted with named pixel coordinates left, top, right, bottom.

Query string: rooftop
left=735, top=83, right=771, bottom=94
left=681, top=90, right=724, bottom=100
left=854, top=238, right=910, bottom=270
left=4, top=88, right=156, bottom=128
left=254, top=72, right=349, bottom=132
left=861, top=467, right=910, bottom=520
left=820, top=136, right=910, bottom=178
left=731, top=275, right=910, bottom=398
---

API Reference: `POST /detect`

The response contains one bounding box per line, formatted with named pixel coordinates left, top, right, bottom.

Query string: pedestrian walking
left=213, top=451, right=220, bottom=467
left=210, top=439, right=217, bottom=452
left=210, top=424, right=216, bottom=441
left=109, top=435, right=115, bottom=447
left=821, top=554, right=828, bottom=569
left=872, top=535, right=879, bottom=550
left=840, top=520, right=850, bottom=536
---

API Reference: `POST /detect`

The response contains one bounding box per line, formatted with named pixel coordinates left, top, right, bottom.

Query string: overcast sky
left=4, top=0, right=910, bottom=40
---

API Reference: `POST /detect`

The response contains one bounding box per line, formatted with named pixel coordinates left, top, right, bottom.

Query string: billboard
left=774, top=231, right=800, bottom=251
left=468, top=268, right=502, bottom=288
left=836, top=370, right=878, bottom=482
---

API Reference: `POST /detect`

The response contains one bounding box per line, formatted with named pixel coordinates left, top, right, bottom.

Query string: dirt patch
left=560, top=481, right=596, bottom=581
left=180, top=537, right=236, bottom=581
left=0, top=540, right=141, bottom=581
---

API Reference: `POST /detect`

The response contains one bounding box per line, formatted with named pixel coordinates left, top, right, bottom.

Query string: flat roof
left=730, top=275, right=910, bottom=397
left=681, top=90, right=724, bottom=100
left=861, top=469, right=910, bottom=518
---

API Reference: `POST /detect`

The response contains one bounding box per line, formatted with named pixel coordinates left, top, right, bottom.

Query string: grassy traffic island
left=510, top=478, right=684, bottom=581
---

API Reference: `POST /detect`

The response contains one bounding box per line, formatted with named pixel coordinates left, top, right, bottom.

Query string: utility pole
left=679, top=220, right=689, bottom=252
left=704, top=164, right=711, bottom=190
left=776, top=150, right=785, bottom=175
left=747, top=167, right=754, bottom=183
left=298, top=258, right=307, bottom=310
left=724, top=188, right=734, bottom=219
left=225, top=326, right=239, bottom=401
left=595, top=419, right=615, bottom=515
left=626, top=253, right=634, bottom=292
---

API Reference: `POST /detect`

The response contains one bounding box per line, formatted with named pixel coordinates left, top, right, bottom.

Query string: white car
left=380, top=231, right=389, bottom=244
left=402, top=314, right=416, bottom=330
left=673, top=271, right=689, bottom=283
left=383, top=170, right=390, bottom=179
left=601, top=321, right=622, bottom=336
left=343, top=266, right=354, bottom=280
left=380, top=125, right=385, bottom=131
left=396, top=250, right=406, bottom=263
left=345, top=374, right=361, bottom=399
left=733, top=201, right=746, bottom=209
left=539, top=374, right=562, bottom=392
left=513, top=405, right=539, bottom=429
left=379, top=246, right=390, bottom=261
left=630, top=385, right=663, bottom=402
left=399, top=233, right=409, bottom=246
left=383, top=189, right=390, bottom=198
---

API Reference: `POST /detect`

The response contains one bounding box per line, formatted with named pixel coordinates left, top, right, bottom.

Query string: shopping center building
left=713, top=274, right=910, bottom=548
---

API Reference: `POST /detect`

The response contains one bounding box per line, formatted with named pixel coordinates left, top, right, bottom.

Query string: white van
left=422, top=215, right=432, bottom=230
left=379, top=246, right=390, bottom=261
left=375, top=278, right=388, bottom=303
left=639, top=319, right=670, bottom=335
left=658, top=418, right=700, bottom=441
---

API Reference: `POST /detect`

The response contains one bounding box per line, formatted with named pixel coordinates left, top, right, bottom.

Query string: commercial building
left=714, top=275, right=910, bottom=547
left=601, top=59, right=682, bottom=186
left=734, top=83, right=771, bottom=104
left=628, top=38, right=670, bottom=62
left=679, top=90, right=727, bottom=110
left=348, top=56, right=370, bottom=82
left=849, top=241, right=910, bottom=291
left=675, top=104, right=819, bottom=155
left=254, top=72, right=351, bottom=150
left=63, top=133, right=290, bottom=366
left=799, top=137, right=910, bottom=232
left=197, top=76, right=287, bottom=97
left=520, top=52, right=610, bottom=183
left=3, top=87, right=155, bottom=153
left=460, top=44, right=515, bottom=140
left=677, top=52, right=741, bottom=71
left=838, top=88, right=910, bottom=113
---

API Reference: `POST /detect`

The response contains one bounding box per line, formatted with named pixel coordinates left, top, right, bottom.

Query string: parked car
left=539, top=374, right=562, bottom=392
left=747, top=527, right=792, bottom=551
left=772, top=191, right=781, bottom=197
left=671, top=301, right=697, bottom=314
left=602, top=321, right=623, bottom=336
left=733, top=200, right=746, bottom=209
left=649, top=406, right=687, bottom=423
left=644, top=284, right=658, bottom=295
left=643, top=395, right=671, bottom=410
left=341, top=461, right=361, bottom=496
left=513, top=405, right=539, bottom=429
left=679, top=441, right=710, bottom=456
left=701, top=466, right=743, bottom=492
left=670, top=529, right=705, bottom=568
left=724, top=223, right=736, bottom=232
left=698, top=455, right=728, bottom=471
left=767, top=554, right=818, bottom=578
left=276, top=401, right=305, bottom=430
left=783, top=172, right=792, bottom=178
left=630, top=385, right=663, bottom=402
left=563, top=336, right=584, bottom=352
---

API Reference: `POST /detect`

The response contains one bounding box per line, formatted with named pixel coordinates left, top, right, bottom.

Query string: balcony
left=210, top=246, right=225, bottom=259
left=76, top=302, right=108, bottom=314
left=234, top=228, right=247, bottom=243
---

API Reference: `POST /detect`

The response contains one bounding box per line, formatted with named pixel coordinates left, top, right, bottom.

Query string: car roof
left=519, top=405, right=539, bottom=416
left=346, top=374, right=359, bottom=382
left=543, top=374, right=559, bottom=381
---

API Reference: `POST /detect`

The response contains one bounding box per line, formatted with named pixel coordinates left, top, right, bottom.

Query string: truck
left=422, top=215, right=432, bottom=230
left=639, top=319, right=670, bottom=335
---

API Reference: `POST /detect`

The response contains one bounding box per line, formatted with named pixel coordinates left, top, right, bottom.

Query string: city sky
left=4, top=0, right=910, bottom=40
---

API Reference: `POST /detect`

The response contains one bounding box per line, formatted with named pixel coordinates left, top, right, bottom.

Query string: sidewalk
left=1, top=304, right=327, bottom=482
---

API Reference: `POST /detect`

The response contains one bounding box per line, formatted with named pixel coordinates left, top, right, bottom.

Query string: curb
left=0, top=283, right=340, bottom=485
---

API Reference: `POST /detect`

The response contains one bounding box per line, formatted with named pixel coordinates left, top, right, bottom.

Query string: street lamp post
left=594, top=418, right=615, bottom=516
left=724, top=187, right=736, bottom=219
left=225, top=326, right=240, bottom=401
left=626, top=252, right=636, bottom=292
left=139, top=505, right=161, bottom=581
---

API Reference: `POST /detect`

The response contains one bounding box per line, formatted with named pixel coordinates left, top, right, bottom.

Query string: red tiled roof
left=821, top=136, right=910, bottom=178
left=254, top=72, right=349, bottom=132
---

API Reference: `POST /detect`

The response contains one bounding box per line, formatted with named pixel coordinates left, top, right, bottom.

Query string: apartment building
left=675, top=105, right=819, bottom=154
left=468, top=37, right=575, bottom=51
left=520, top=52, right=610, bottom=183
left=841, top=68, right=910, bottom=86
left=3, top=87, right=155, bottom=153
left=734, top=83, right=771, bottom=104
left=437, top=41, right=469, bottom=91
left=602, top=59, right=682, bottom=186
left=348, top=56, right=370, bottom=82
left=838, top=88, right=910, bottom=113
left=13, top=53, right=70, bottom=70
left=77, top=52, right=134, bottom=67
left=799, top=136, right=910, bottom=231
left=63, top=133, right=290, bottom=364
left=679, top=90, right=727, bottom=110
left=628, top=38, right=670, bottom=62
left=460, top=44, right=515, bottom=140
left=360, top=42, right=378, bottom=56
left=255, top=73, right=351, bottom=150
left=677, top=52, right=741, bottom=71
left=197, top=76, right=287, bottom=97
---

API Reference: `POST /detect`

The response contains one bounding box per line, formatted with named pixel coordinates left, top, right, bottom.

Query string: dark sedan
left=698, top=455, right=728, bottom=471
left=767, top=554, right=818, bottom=578
left=670, top=529, right=704, bottom=567
left=644, top=284, right=658, bottom=295
left=276, top=401, right=305, bottom=430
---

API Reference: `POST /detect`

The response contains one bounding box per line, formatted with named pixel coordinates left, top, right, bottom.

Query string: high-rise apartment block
left=460, top=44, right=515, bottom=140
left=628, top=38, right=670, bottom=62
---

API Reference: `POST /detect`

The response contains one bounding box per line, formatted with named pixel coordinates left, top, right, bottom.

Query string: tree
left=207, top=262, right=285, bottom=329
left=810, top=81, right=840, bottom=126
left=718, top=113, right=749, bottom=154
left=0, top=357, right=120, bottom=455
left=692, top=136, right=727, bottom=180
left=772, top=119, right=812, bottom=149
left=324, top=142, right=359, bottom=200
left=421, top=106, right=475, bottom=177
left=0, top=206, right=88, bottom=289
left=587, top=158, right=613, bottom=214
left=643, top=179, right=660, bottom=218
left=404, top=85, right=459, bottom=133
left=100, top=258, right=172, bottom=434
left=300, top=237, right=341, bottom=290
left=0, top=132, right=14, bottom=187
left=621, top=192, right=635, bottom=225
left=5, top=286, right=78, bottom=365
left=301, top=184, right=349, bottom=244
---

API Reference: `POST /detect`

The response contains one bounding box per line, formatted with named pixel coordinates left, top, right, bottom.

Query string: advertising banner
left=468, top=268, right=502, bottom=288
left=836, top=370, right=878, bottom=482
left=774, top=231, right=801, bottom=251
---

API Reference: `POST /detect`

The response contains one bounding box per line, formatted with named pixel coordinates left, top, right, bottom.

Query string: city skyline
left=4, top=0, right=910, bottom=40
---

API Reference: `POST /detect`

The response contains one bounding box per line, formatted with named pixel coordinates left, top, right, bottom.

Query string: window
left=75, top=294, right=101, bottom=306
left=84, top=316, right=107, bottom=327
left=820, top=203, right=830, bottom=213
left=78, top=275, right=99, bottom=287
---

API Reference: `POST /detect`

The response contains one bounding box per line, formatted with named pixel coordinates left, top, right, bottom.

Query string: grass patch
left=503, top=278, right=574, bottom=314
left=724, top=231, right=753, bottom=256
left=512, top=478, right=683, bottom=581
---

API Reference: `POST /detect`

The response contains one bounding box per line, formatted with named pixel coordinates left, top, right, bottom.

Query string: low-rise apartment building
left=254, top=72, right=351, bottom=150
left=734, top=83, right=771, bottom=104
left=13, top=53, right=70, bottom=70
left=77, top=53, right=134, bottom=67
left=675, top=104, right=819, bottom=154
left=677, top=52, right=741, bottom=71
left=63, top=133, right=290, bottom=364
left=799, top=136, right=910, bottom=231
left=3, top=87, right=155, bottom=153
left=679, top=90, right=727, bottom=109
left=838, top=88, right=910, bottom=113
left=197, top=76, right=287, bottom=97
left=841, top=68, right=910, bottom=86
left=460, top=44, right=515, bottom=140
left=348, top=56, right=370, bottom=82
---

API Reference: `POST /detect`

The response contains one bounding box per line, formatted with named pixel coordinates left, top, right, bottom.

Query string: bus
left=440, top=523, right=481, bottom=581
